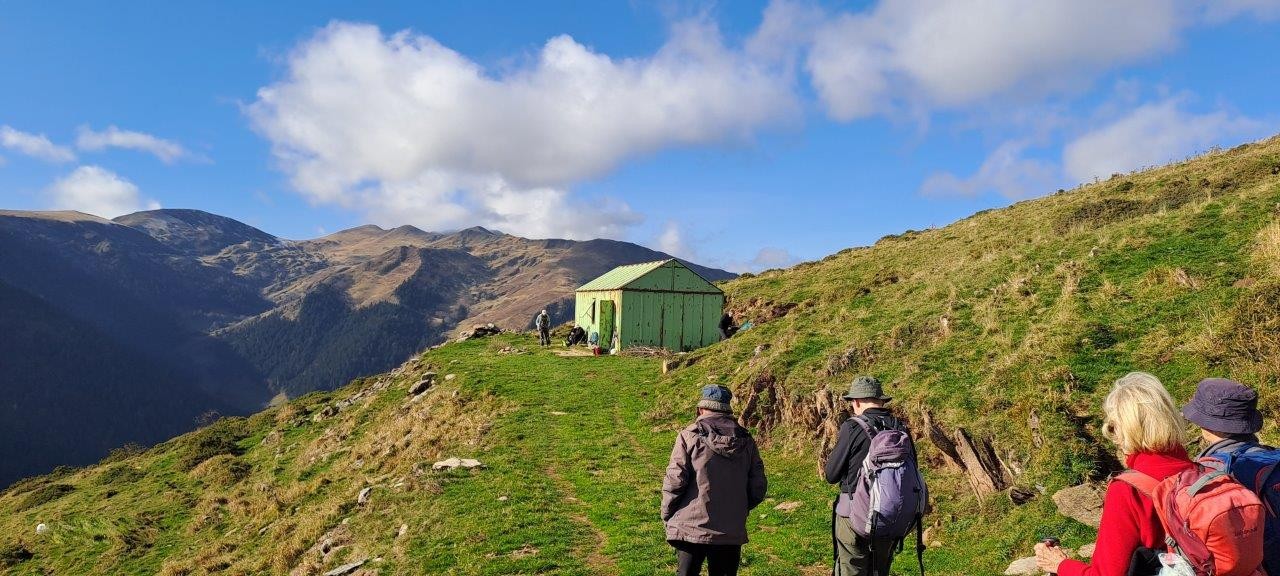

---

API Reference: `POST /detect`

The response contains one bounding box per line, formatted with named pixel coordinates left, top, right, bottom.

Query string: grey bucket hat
left=841, top=375, right=892, bottom=402
left=698, top=385, right=733, bottom=413
left=1182, top=378, right=1263, bottom=435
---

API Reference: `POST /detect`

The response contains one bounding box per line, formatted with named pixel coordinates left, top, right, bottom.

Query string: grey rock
left=432, top=457, right=462, bottom=470
left=1004, top=556, right=1039, bottom=575
left=1008, top=545, right=1085, bottom=575
left=408, top=375, right=434, bottom=396
left=357, top=487, right=372, bottom=506
left=323, top=560, right=366, bottom=576
left=432, top=457, right=484, bottom=470
left=1052, top=483, right=1106, bottom=528
left=772, top=501, right=802, bottom=512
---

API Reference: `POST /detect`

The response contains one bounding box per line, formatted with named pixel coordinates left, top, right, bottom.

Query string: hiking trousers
left=670, top=540, right=741, bottom=576
left=834, top=515, right=895, bottom=576
left=538, top=327, right=550, bottom=346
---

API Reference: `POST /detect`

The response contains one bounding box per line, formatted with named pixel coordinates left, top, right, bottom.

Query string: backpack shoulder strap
left=1222, top=442, right=1258, bottom=469
left=1115, top=470, right=1160, bottom=498
left=851, top=415, right=876, bottom=438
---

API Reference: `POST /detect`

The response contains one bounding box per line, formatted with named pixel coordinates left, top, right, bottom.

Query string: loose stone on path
left=432, top=457, right=484, bottom=470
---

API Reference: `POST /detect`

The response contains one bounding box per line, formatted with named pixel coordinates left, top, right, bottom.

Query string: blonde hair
left=1102, top=371, right=1186, bottom=455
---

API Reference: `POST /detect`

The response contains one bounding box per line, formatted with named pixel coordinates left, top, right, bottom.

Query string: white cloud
left=360, top=171, right=641, bottom=239
left=1062, top=98, right=1268, bottom=182
left=796, top=0, right=1185, bottom=120
left=0, top=126, right=76, bottom=163
left=76, top=126, right=189, bottom=163
left=1201, top=0, right=1280, bottom=22
left=45, top=166, right=160, bottom=218
left=921, top=140, right=1060, bottom=199
left=748, top=247, right=800, bottom=270
left=717, top=246, right=802, bottom=273
left=657, top=221, right=690, bottom=259
left=248, top=20, right=795, bottom=238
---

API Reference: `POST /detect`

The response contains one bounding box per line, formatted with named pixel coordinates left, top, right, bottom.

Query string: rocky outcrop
left=952, top=428, right=1015, bottom=496
left=458, top=323, right=502, bottom=341
left=407, top=373, right=436, bottom=396
left=921, top=411, right=1014, bottom=497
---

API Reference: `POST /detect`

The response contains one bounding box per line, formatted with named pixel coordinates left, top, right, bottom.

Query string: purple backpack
left=846, top=417, right=928, bottom=573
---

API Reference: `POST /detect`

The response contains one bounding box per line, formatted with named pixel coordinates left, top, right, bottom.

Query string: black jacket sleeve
left=824, top=419, right=867, bottom=485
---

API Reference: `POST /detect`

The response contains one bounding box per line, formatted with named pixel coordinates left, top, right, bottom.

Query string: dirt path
left=545, top=466, right=619, bottom=574
left=612, top=405, right=650, bottom=457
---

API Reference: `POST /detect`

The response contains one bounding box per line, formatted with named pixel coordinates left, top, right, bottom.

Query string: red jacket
left=1058, top=448, right=1194, bottom=576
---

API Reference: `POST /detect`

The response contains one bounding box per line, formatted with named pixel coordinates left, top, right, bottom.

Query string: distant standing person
left=662, top=385, right=767, bottom=576
left=823, top=376, right=927, bottom=576
left=535, top=309, right=550, bottom=346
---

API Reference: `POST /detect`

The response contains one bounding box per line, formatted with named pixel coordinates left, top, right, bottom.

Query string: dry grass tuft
left=1253, top=220, right=1280, bottom=277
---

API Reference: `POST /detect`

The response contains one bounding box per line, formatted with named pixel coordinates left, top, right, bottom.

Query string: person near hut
left=565, top=324, right=587, bottom=347
left=718, top=312, right=738, bottom=340
left=535, top=309, right=551, bottom=346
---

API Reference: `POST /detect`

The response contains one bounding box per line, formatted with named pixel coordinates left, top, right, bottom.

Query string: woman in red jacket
left=1033, top=371, right=1194, bottom=576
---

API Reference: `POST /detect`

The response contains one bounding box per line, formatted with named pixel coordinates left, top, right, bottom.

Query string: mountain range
left=0, top=208, right=732, bottom=484
left=4, top=136, right=1277, bottom=575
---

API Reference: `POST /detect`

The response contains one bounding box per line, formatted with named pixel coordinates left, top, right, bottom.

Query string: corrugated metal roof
left=577, top=259, right=672, bottom=291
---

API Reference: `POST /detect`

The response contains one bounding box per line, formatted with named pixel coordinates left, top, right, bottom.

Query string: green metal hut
left=574, top=259, right=725, bottom=352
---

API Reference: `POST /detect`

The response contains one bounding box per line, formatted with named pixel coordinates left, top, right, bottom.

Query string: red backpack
left=1117, top=463, right=1265, bottom=576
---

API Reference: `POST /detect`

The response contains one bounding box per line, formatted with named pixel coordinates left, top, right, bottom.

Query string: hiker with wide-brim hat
left=1182, top=377, right=1271, bottom=458
left=823, top=376, right=924, bottom=576
left=1183, top=377, right=1279, bottom=576
left=661, top=385, right=767, bottom=576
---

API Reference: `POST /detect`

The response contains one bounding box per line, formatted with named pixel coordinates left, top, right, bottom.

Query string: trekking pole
left=831, top=498, right=838, bottom=576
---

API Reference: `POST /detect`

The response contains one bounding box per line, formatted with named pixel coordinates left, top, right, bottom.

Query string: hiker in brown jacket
left=661, top=385, right=767, bottom=576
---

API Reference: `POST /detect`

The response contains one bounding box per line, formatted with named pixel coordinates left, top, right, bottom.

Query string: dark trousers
left=834, top=515, right=895, bottom=576
left=538, top=327, right=550, bottom=346
left=670, top=540, right=741, bottom=576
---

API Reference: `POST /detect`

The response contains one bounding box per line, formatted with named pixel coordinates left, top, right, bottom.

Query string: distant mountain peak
left=455, top=225, right=500, bottom=236
left=114, top=209, right=278, bottom=256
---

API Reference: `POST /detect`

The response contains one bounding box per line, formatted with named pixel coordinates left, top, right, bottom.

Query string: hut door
left=599, top=300, right=616, bottom=349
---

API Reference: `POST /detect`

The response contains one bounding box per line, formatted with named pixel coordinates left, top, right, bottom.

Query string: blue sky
left=2, top=1, right=1278, bottom=271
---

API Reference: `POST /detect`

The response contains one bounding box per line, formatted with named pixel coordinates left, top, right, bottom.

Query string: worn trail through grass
left=410, top=339, right=847, bottom=575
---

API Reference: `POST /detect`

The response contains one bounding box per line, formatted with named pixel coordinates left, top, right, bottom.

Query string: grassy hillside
left=2, top=136, right=1279, bottom=575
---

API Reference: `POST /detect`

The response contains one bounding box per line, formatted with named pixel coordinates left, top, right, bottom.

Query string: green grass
left=3, top=137, right=1280, bottom=575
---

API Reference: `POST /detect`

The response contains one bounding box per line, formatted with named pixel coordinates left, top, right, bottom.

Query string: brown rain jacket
left=661, top=412, right=767, bottom=545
